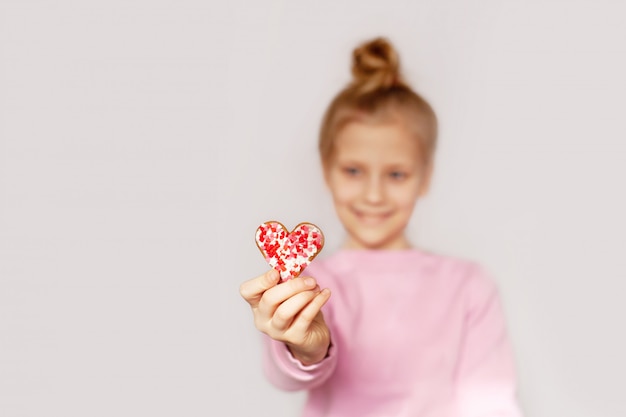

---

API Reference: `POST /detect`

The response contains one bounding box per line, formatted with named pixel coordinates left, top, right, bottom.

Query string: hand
left=239, top=269, right=332, bottom=365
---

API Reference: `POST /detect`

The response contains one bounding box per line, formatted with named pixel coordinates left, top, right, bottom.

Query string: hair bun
left=351, top=37, right=402, bottom=94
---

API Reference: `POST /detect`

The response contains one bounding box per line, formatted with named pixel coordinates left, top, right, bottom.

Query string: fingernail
left=304, top=278, right=315, bottom=287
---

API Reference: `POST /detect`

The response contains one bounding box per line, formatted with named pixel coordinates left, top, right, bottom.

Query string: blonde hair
left=319, top=37, right=438, bottom=169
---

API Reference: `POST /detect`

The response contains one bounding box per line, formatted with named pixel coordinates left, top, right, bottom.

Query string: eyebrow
left=382, top=160, right=419, bottom=170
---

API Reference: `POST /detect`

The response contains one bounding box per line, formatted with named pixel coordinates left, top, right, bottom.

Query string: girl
left=240, top=37, right=523, bottom=417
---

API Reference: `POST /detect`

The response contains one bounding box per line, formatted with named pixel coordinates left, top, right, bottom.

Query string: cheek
left=327, top=175, right=361, bottom=204
left=390, top=182, right=421, bottom=208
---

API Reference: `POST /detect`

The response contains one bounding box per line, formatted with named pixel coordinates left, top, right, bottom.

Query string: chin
left=350, top=231, right=406, bottom=250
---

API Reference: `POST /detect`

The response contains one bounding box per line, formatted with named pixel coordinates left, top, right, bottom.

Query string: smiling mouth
left=353, top=210, right=392, bottom=225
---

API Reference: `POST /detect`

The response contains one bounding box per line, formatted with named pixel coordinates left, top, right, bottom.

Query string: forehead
left=333, top=121, right=421, bottom=165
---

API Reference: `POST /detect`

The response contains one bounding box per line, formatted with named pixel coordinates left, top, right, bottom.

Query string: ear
left=417, top=161, right=434, bottom=198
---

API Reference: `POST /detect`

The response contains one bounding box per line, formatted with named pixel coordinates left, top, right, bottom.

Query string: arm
left=262, top=332, right=338, bottom=391
left=455, top=266, right=524, bottom=417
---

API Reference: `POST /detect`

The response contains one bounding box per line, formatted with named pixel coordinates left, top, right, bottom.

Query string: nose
left=364, top=175, right=385, bottom=204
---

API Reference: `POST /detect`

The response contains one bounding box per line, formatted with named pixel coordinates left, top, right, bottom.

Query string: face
left=324, top=119, right=432, bottom=250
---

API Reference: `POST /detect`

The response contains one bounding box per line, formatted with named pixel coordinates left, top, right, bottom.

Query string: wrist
left=286, top=340, right=331, bottom=366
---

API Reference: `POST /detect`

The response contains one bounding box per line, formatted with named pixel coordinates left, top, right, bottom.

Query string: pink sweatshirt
left=262, top=249, right=524, bottom=417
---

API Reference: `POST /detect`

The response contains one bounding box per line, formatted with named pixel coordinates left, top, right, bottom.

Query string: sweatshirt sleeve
left=261, top=334, right=338, bottom=391
left=455, top=265, right=525, bottom=417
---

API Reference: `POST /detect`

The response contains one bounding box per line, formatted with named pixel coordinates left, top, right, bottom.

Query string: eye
left=389, top=171, right=407, bottom=180
left=342, top=166, right=361, bottom=176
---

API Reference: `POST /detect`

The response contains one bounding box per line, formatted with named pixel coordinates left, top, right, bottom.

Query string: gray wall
left=1, top=1, right=625, bottom=416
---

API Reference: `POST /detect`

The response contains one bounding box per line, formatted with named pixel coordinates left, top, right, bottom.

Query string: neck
left=342, top=234, right=412, bottom=250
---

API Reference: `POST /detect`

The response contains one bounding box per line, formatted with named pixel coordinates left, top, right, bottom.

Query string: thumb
left=239, top=269, right=280, bottom=308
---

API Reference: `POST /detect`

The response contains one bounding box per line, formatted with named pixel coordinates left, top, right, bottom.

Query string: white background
left=1, top=1, right=625, bottom=416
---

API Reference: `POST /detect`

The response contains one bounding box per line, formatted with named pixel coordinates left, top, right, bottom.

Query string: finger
left=271, top=288, right=321, bottom=332
left=258, top=276, right=318, bottom=314
left=239, top=269, right=280, bottom=308
left=290, top=288, right=331, bottom=332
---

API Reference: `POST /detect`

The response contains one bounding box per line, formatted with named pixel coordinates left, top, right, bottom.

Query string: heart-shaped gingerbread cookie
left=255, top=221, right=324, bottom=281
